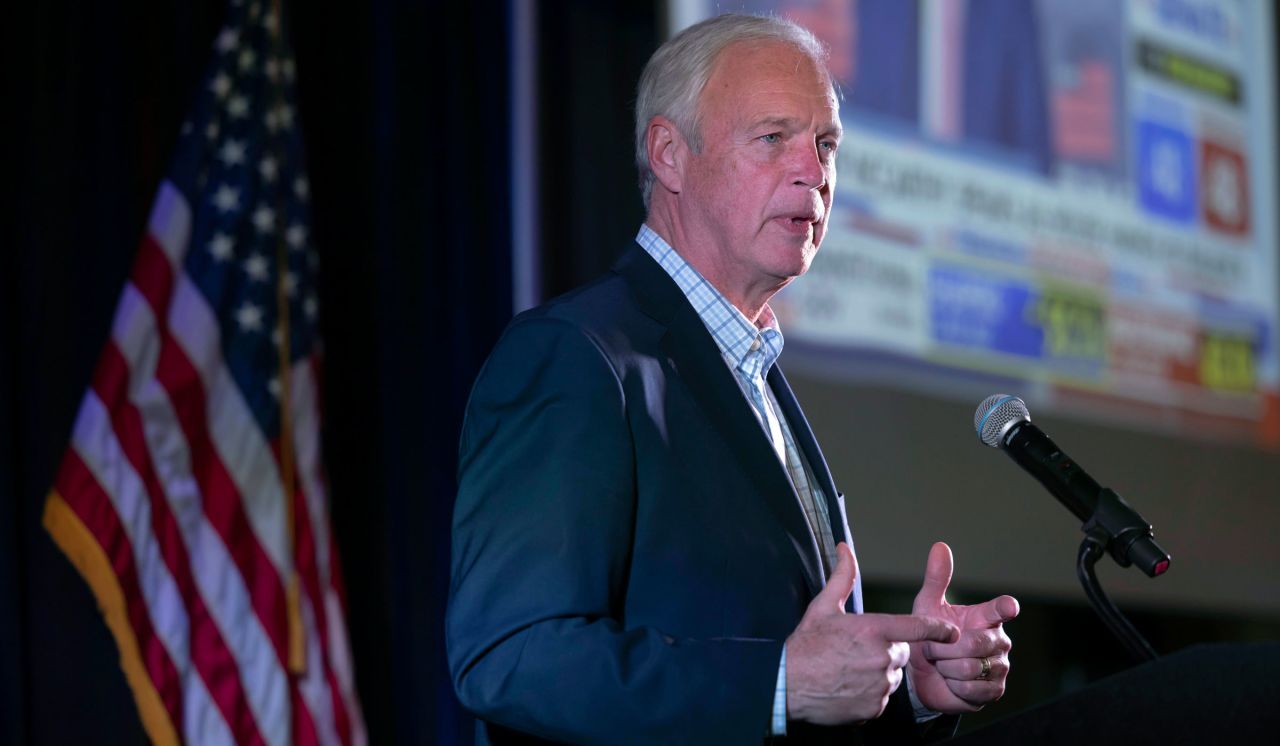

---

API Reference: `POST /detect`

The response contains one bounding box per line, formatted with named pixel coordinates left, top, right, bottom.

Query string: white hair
left=634, top=13, right=831, bottom=209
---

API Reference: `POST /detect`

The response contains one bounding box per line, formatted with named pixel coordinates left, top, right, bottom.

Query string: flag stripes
left=44, top=492, right=185, bottom=746
left=90, top=339, right=260, bottom=745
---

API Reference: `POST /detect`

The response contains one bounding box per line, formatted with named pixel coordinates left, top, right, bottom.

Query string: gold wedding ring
left=978, top=656, right=992, bottom=680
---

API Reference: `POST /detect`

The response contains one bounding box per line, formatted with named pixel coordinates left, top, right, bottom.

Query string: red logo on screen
left=1200, top=139, right=1249, bottom=236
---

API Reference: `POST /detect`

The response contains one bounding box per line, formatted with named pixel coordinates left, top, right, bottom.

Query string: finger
left=933, top=657, right=980, bottom=680
left=996, top=595, right=1020, bottom=623
left=972, top=595, right=1021, bottom=627
left=944, top=677, right=1005, bottom=706
left=808, top=542, right=857, bottom=617
left=887, top=665, right=905, bottom=697
left=934, top=655, right=1009, bottom=682
left=923, top=627, right=1010, bottom=661
left=888, top=640, right=911, bottom=671
left=913, top=542, right=953, bottom=614
left=871, top=613, right=960, bottom=644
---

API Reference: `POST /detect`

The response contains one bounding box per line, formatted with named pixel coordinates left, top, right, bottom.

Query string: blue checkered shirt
left=635, top=225, right=839, bottom=735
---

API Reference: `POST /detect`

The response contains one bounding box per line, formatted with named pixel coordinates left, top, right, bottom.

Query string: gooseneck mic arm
left=1078, top=533, right=1158, bottom=662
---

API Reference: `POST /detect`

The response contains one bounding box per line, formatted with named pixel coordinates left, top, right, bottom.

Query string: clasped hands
left=785, top=542, right=1018, bottom=725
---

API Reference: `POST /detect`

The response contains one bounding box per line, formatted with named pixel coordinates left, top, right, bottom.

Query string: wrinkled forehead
left=698, top=39, right=839, bottom=124
left=703, top=40, right=837, bottom=106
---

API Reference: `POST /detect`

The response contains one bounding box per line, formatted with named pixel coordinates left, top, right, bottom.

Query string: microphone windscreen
left=974, top=394, right=1031, bottom=448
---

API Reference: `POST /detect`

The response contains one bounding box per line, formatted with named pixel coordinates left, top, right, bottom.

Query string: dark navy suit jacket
left=447, top=244, right=948, bottom=744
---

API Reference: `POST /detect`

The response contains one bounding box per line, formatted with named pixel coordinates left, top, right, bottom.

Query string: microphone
left=974, top=394, right=1171, bottom=578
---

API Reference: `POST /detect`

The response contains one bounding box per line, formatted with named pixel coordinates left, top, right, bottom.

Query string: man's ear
left=646, top=116, right=688, bottom=197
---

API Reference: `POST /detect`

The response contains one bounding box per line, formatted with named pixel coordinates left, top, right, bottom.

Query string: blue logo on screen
left=929, top=267, right=1043, bottom=359
left=1136, top=120, right=1196, bottom=223
left=1155, top=0, right=1236, bottom=47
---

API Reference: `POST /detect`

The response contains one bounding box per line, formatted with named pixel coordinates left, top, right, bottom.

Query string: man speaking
left=447, top=13, right=1019, bottom=744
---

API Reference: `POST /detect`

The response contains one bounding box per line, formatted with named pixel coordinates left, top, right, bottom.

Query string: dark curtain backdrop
left=292, top=1, right=517, bottom=742
left=1, top=0, right=611, bottom=742
left=536, top=0, right=656, bottom=297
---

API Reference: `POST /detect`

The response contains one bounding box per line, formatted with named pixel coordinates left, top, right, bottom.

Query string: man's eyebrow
left=748, top=116, right=843, bottom=138
left=748, top=116, right=801, bottom=131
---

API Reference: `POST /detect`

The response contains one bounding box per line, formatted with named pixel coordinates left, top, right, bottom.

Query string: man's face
left=680, top=40, right=841, bottom=297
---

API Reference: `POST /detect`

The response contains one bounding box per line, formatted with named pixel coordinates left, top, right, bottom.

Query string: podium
left=951, top=642, right=1280, bottom=744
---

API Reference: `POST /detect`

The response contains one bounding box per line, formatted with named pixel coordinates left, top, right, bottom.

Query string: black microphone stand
left=1077, top=532, right=1158, bottom=662
left=1074, top=487, right=1164, bottom=663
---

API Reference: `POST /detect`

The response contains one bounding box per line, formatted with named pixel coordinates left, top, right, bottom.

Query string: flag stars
left=275, top=104, right=294, bottom=130
left=265, top=104, right=294, bottom=134
left=252, top=206, right=276, bottom=234
left=267, top=377, right=282, bottom=399
left=238, top=49, right=257, bottom=72
left=209, top=232, right=235, bottom=261
left=265, top=58, right=280, bottom=81
left=228, top=95, right=250, bottom=119
left=236, top=302, right=264, bottom=332
left=206, top=122, right=220, bottom=141
left=303, top=295, right=319, bottom=321
left=263, top=12, right=279, bottom=34
left=215, top=28, right=239, bottom=54
left=293, top=177, right=309, bottom=200
left=219, top=139, right=247, bottom=167
left=212, top=184, right=240, bottom=213
left=244, top=253, right=270, bottom=282
left=211, top=72, right=232, bottom=99
left=283, top=271, right=299, bottom=297
left=286, top=224, right=306, bottom=250
left=259, top=156, right=278, bottom=182
left=283, top=59, right=296, bottom=82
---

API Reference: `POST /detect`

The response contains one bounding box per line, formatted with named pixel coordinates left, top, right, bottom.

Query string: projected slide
left=674, top=0, right=1279, bottom=448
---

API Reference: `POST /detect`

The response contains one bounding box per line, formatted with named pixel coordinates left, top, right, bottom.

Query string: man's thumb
left=811, top=542, right=857, bottom=616
left=913, top=541, right=953, bottom=613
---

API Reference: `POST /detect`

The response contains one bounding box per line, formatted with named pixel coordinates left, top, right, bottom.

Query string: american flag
left=1052, top=60, right=1116, bottom=162
left=42, top=1, right=365, bottom=744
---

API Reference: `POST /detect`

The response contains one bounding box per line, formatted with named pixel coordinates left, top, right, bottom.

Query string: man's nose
left=790, top=141, right=827, bottom=190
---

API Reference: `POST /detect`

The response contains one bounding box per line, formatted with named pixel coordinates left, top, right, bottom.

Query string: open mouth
left=777, top=215, right=819, bottom=234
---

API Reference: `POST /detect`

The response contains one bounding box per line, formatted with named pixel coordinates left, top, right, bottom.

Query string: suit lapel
left=613, top=245, right=825, bottom=596
left=768, top=366, right=842, bottom=529
left=768, top=365, right=863, bottom=613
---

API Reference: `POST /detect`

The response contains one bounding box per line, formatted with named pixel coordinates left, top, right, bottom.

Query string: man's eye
left=820, top=140, right=839, bottom=154
left=760, top=133, right=781, bottom=144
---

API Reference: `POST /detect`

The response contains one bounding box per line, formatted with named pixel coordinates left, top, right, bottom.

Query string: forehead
left=699, top=39, right=838, bottom=124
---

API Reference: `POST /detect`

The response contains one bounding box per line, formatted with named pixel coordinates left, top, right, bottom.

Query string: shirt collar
left=635, top=224, right=784, bottom=378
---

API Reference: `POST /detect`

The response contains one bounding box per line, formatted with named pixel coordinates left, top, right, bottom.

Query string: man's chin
left=755, top=239, right=818, bottom=285
left=768, top=257, right=814, bottom=286
left=794, top=244, right=819, bottom=275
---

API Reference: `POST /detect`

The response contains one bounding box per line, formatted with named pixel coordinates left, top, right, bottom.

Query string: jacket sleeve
left=446, top=317, right=784, bottom=745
